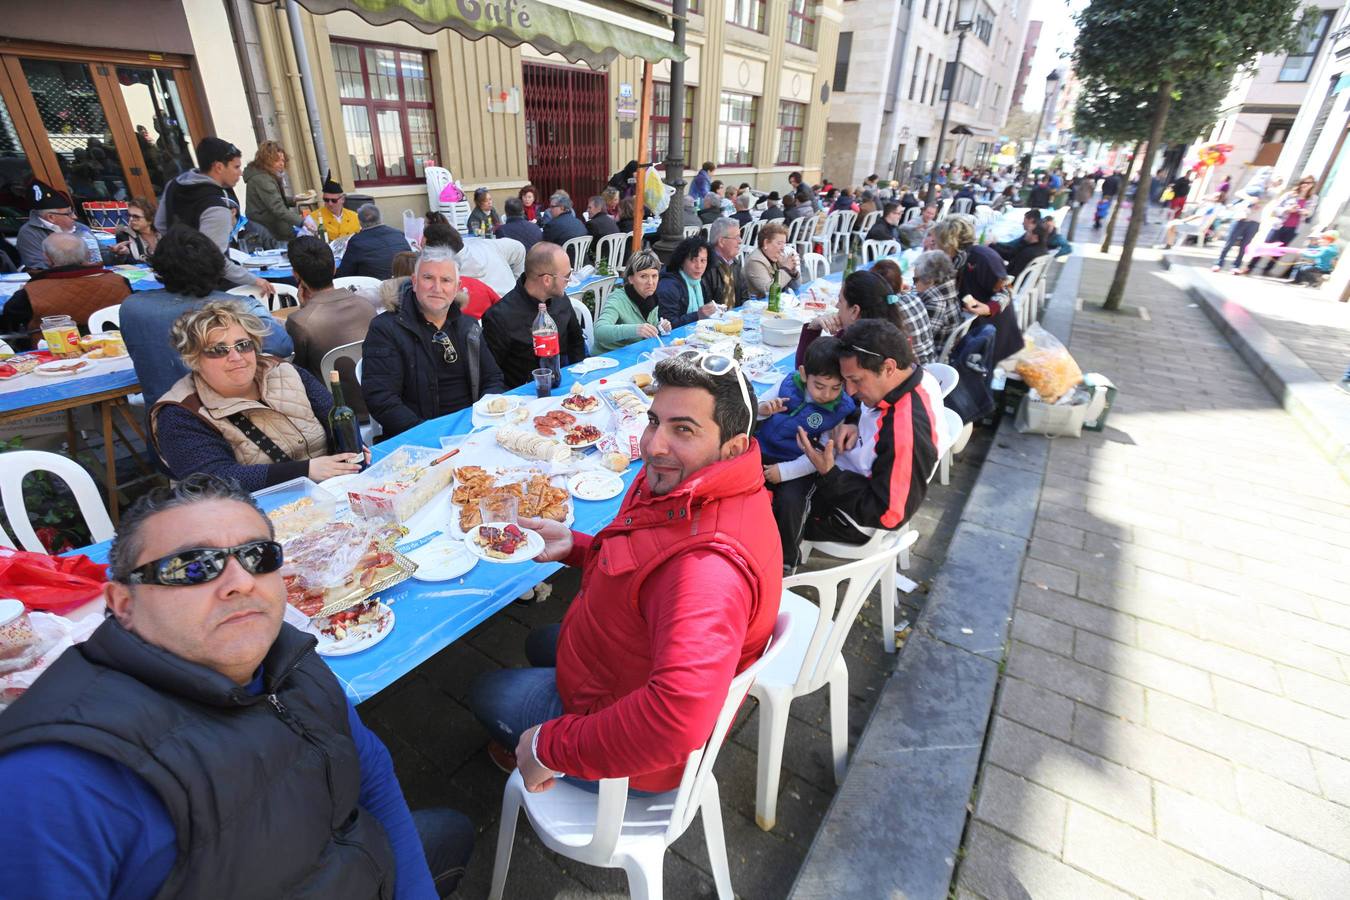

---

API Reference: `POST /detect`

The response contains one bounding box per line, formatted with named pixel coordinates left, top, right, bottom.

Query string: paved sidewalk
left=955, top=252, right=1350, bottom=899
left=1167, top=243, right=1350, bottom=385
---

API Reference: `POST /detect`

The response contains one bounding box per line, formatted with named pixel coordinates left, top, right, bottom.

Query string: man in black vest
left=155, top=136, right=275, bottom=297
left=0, top=475, right=473, bottom=898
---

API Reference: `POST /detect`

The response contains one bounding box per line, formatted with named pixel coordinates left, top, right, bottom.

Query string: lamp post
left=925, top=0, right=976, bottom=204
left=654, top=0, right=689, bottom=262
left=1027, top=70, right=1061, bottom=173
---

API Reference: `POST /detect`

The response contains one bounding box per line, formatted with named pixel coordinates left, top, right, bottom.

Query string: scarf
left=625, top=282, right=658, bottom=319
left=679, top=270, right=704, bottom=312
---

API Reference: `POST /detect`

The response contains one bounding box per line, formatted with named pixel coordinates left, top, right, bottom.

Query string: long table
left=71, top=253, right=908, bottom=702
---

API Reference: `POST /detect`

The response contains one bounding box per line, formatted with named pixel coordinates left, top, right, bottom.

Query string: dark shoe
left=486, top=740, right=517, bottom=774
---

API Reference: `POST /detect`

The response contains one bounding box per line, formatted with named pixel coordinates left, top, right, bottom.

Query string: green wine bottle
left=844, top=237, right=858, bottom=277
left=767, top=272, right=782, bottom=313
left=327, top=370, right=364, bottom=464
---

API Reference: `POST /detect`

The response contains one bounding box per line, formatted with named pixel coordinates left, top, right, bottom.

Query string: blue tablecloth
left=0, top=364, right=139, bottom=416
left=72, top=253, right=906, bottom=702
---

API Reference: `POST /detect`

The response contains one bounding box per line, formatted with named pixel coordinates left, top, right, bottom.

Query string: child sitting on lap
left=757, top=336, right=857, bottom=484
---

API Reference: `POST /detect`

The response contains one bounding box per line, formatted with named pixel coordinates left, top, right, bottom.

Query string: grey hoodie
left=155, top=169, right=255, bottom=287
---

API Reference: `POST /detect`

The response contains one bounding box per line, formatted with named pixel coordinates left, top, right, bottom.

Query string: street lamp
left=1027, top=70, right=1061, bottom=173
left=926, top=0, right=977, bottom=204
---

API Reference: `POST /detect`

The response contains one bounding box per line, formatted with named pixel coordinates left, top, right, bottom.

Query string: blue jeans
left=411, top=808, right=475, bottom=896
left=469, top=624, right=564, bottom=749
left=1217, top=220, right=1259, bottom=270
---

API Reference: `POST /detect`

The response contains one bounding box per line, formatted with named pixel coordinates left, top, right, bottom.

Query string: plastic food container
left=346, top=446, right=456, bottom=522
left=761, top=316, right=805, bottom=347
left=254, top=477, right=339, bottom=542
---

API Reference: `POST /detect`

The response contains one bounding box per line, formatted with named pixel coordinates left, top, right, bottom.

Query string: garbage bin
left=1081, top=373, right=1118, bottom=432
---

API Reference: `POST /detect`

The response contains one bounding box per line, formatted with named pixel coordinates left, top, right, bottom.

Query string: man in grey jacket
left=155, top=137, right=274, bottom=299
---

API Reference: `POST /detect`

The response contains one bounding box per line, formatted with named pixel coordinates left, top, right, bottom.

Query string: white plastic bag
left=402, top=209, right=424, bottom=247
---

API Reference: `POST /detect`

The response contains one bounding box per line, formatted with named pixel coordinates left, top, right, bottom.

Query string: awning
left=279, top=0, right=685, bottom=68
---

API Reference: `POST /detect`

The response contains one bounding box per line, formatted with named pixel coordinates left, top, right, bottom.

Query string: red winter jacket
left=536, top=443, right=783, bottom=793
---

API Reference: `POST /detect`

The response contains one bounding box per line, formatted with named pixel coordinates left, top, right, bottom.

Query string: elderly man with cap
left=156, top=136, right=275, bottom=297
left=1, top=231, right=131, bottom=337
left=314, top=171, right=361, bottom=242
left=759, top=192, right=785, bottom=221
left=15, top=180, right=107, bottom=271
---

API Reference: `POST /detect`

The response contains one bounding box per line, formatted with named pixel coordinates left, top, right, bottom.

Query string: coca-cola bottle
left=532, top=302, right=562, bottom=390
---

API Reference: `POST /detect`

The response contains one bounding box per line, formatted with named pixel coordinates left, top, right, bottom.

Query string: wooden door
left=523, top=62, right=609, bottom=207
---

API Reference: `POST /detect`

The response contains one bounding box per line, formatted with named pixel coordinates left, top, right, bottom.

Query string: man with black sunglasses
left=362, top=246, right=505, bottom=437
left=0, top=475, right=474, bottom=898
left=772, top=319, right=941, bottom=569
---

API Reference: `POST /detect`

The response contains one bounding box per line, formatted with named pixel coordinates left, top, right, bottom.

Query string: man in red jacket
left=469, top=354, right=783, bottom=794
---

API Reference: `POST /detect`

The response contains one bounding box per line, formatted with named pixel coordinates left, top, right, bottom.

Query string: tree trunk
left=1100, top=140, right=1143, bottom=254
left=1104, top=83, right=1173, bottom=311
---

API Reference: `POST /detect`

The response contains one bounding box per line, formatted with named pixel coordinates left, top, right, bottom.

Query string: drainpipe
left=224, top=0, right=276, bottom=143
left=285, top=0, right=330, bottom=177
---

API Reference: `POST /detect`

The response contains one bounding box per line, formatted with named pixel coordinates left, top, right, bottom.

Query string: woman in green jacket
left=243, top=140, right=304, bottom=241
left=593, top=249, right=669, bottom=352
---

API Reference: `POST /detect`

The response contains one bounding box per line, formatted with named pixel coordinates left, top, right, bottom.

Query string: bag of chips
left=1014, top=323, right=1082, bottom=404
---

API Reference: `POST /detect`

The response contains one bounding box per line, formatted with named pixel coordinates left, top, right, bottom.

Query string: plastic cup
left=533, top=368, right=553, bottom=398
left=480, top=493, right=519, bottom=526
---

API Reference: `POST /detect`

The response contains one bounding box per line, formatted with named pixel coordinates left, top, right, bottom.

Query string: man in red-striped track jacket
left=781, top=319, right=941, bottom=566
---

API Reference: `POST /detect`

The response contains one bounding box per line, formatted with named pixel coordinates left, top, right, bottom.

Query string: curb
left=1162, top=253, right=1350, bottom=483
left=788, top=256, right=1083, bottom=900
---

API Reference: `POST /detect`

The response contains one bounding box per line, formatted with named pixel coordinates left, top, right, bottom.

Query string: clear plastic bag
left=282, top=520, right=387, bottom=591
left=1014, top=322, right=1082, bottom=404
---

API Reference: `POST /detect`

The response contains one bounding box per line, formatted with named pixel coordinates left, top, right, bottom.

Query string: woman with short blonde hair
left=152, top=300, right=363, bottom=489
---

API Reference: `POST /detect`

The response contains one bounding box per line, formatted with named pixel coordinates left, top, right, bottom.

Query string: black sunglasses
left=125, top=539, right=284, bottom=587
left=432, top=330, right=459, bottom=363
left=201, top=338, right=257, bottom=359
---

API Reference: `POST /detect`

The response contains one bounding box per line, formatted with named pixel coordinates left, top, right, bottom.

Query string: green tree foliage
left=1073, top=0, right=1308, bottom=309
left=1073, top=73, right=1230, bottom=147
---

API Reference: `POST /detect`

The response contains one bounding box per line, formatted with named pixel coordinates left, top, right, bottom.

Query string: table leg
left=65, top=409, right=78, bottom=455
left=101, top=401, right=119, bottom=526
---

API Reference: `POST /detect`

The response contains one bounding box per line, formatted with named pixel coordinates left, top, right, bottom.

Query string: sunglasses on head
left=201, top=338, right=257, bottom=359
left=674, top=349, right=755, bottom=438
left=125, top=539, right=284, bottom=587
left=841, top=342, right=884, bottom=360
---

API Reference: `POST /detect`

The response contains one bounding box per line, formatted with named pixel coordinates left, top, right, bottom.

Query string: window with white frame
left=777, top=100, right=806, bottom=165
left=718, top=91, right=757, bottom=166
left=331, top=40, right=439, bottom=186
left=727, top=0, right=765, bottom=32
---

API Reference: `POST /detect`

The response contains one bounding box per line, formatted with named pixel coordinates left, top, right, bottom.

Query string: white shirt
left=457, top=237, right=515, bottom=295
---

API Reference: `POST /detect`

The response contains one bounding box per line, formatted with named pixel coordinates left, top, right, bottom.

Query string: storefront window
left=332, top=40, right=441, bottom=185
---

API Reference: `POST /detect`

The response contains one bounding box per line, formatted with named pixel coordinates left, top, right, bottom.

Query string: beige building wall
left=250, top=1, right=840, bottom=221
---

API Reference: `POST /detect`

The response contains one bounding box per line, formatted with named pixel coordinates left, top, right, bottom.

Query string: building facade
left=1, top=0, right=843, bottom=231
left=1270, top=1, right=1350, bottom=299
left=1009, top=19, right=1041, bottom=110
left=1196, top=0, right=1342, bottom=198
left=822, top=0, right=1030, bottom=189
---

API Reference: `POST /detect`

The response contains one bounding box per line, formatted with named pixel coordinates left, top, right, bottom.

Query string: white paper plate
left=567, top=471, right=625, bottom=501
left=569, top=357, right=619, bottom=375
left=34, top=358, right=97, bottom=377
left=561, top=431, right=605, bottom=450
left=311, top=601, right=395, bottom=656
left=464, top=523, right=545, bottom=564
left=408, top=538, right=478, bottom=581
left=475, top=395, right=522, bottom=418
left=559, top=394, right=605, bottom=415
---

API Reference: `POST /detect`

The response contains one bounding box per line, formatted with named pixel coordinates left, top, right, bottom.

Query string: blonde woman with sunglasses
left=1245, top=174, right=1320, bottom=277
left=151, top=300, right=363, bottom=489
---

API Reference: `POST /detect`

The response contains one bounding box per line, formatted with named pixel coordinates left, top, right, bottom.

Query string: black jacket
left=733, top=210, right=753, bottom=227
left=496, top=215, right=543, bottom=251
left=586, top=212, right=619, bottom=241
left=702, top=252, right=747, bottom=308
left=482, top=277, right=588, bottom=389
left=1027, top=186, right=1051, bottom=209
left=866, top=220, right=901, bottom=243
left=0, top=618, right=397, bottom=899
left=698, top=205, right=724, bottom=225
left=361, top=282, right=504, bottom=437
left=655, top=269, right=703, bottom=327
left=760, top=205, right=785, bottom=221
left=335, top=225, right=409, bottom=281
left=542, top=210, right=588, bottom=246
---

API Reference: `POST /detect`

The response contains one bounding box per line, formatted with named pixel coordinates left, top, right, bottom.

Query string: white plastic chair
left=228, top=282, right=299, bottom=311
left=683, top=225, right=701, bottom=239
left=800, top=252, right=829, bottom=283
left=829, top=210, right=858, bottom=256
left=446, top=201, right=472, bottom=232
left=799, top=522, right=920, bottom=655
left=900, top=206, right=922, bottom=225
left=787, top=215, right=815, bottom=258
left=862, top=239, right=900, bottom=263
left=489, top=611, right=794, bottom=900
left=938, top=313, right=977, bottom=364
left=570, top=296, right=595, bottom=354
left=0, top=450, right=115, bottom=551
left=1010, top=255, right=1052, bottom=332
left=740, top=219, right=762, bottom=249
left=87, top=304, right=121, bottom=333
left=927, top=362, right=959, bottom=398
left=753, top=550, right=905, bottom=831
left=1171, top=212, right=1217, bottom=248
left=332, top=276, right=381, bottom=293
left=593, top=233, right=627, bottom=273
left=951, top=198, right=974, bottom=215
left=425, top=165, right=453, bottom=213
left=854, top=210, right=880, bottom=246
left=562, top=236, right=593, bottom=272
left=319, top=340, right=381, bottom=445
left=938, top=406, right=970, bottom=486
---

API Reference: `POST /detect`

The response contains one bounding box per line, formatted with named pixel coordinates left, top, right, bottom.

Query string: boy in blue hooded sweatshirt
left=758, top=337, right=857, bottom=568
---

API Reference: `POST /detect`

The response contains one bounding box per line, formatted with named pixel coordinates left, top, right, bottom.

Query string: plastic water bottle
left=80, top=230, right=101, bottom=265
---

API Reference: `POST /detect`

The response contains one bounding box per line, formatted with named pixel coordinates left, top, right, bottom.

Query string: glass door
left=0, top=91, right=38, bottom=239
left=19, top=58, right=137, bottom=209
left=112, top=66, right=198, bottom=197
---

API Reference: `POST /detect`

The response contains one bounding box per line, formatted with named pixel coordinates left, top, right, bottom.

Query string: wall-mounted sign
left=485, top=84, right=520, bottom=114
left=617, top=82, right=637, bottom=120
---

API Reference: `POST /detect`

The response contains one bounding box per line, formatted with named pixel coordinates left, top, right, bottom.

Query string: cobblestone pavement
left=360, top=395, right=992, bottom=896
left=956, top=250, right=1350, bottom=899
left=1167, top=242, right=1350, bottom=386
